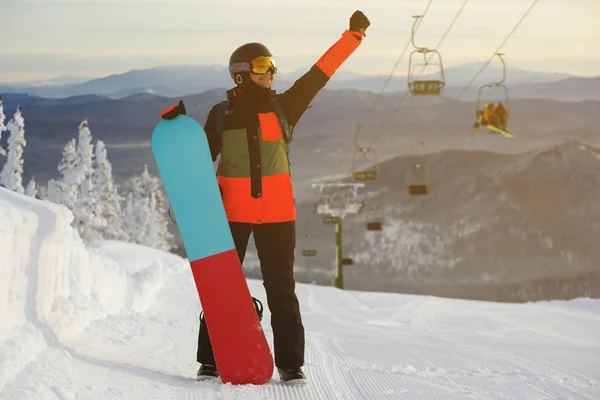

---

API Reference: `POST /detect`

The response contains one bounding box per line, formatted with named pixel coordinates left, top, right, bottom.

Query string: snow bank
left=87, top=240, right=190, bottom=314
left=0, top=187, right=127, bottom=391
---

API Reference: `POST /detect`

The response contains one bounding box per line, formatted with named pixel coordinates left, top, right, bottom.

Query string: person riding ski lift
left=474, top=102, right=509, bottom=133
left=194, top=10, right=371, bottom=386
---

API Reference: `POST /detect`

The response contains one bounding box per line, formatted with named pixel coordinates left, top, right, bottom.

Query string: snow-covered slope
left=1, top=186, right=599, bottom=399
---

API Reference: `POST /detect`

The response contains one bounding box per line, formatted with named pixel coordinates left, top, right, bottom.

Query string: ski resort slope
left=1, top=186, right=600, bottom=400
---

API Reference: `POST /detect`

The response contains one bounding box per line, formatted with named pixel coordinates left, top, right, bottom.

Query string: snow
left=1, top=186, right=599, bottom=399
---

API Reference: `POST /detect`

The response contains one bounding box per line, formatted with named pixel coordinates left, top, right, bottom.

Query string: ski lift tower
left=312, top=182, right=365, bottom=289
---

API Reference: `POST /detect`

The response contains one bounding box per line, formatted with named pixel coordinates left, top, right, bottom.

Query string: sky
left=1, top=0, right=600, bottom=84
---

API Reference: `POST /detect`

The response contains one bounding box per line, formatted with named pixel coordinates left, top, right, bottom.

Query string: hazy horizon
left=2, top=0, right=600, bottom=84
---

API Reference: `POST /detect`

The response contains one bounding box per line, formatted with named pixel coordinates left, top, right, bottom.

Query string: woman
left=196, top=10, right=370, bottom=385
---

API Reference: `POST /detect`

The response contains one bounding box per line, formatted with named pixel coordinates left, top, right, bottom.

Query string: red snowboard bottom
left=190, top=249, right=274, bottom=384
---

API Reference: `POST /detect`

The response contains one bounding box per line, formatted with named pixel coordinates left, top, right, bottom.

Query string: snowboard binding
left=161, top=100, right=186, bottom=120
left=252, top=297, right=263, bottom=320
left=199, top=297, right=264, bottom=329
left=167, top=205, right=177, bottom=224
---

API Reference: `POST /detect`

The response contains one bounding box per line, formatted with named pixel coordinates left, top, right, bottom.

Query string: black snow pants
left=196, top=221, right=305, bottom=369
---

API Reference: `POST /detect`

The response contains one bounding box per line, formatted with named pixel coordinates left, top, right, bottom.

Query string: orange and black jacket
left=204, top=30, right=365, bottom=224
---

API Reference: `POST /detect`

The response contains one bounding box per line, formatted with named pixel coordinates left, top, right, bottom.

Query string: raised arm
left=277, top=11, right=370, bottom=127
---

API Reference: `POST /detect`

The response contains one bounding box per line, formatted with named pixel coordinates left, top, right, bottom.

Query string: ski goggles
left=230, top=56, right=277, bottom=76
left=250, top=56, right=277, bottom=75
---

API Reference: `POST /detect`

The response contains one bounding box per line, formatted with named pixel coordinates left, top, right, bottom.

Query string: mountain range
left=1, top=84, right=599, bottom=187
left=2, top=62, right=596, bottom=101
left=1, top=72, right=599, bottom=300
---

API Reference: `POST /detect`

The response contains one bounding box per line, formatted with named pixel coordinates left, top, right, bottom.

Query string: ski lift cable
left=347, top=1, right=466, bottom=217
left=351, top=0, right=434, bottom=149
left=365, top=0, right=470, bottom=148
left=323, top=0, right=540, bottom=186
left=403, top=0, right=540, bottom=195
left=400, top=0, right=470, bottom=106
left=324, top=0, right=434, bottom=184
left=351, top=0, right=540, bottom=198
left=370, top=0, right=434, bottom=107
left=456, top=0, right=541, bottom=100
left=366, top=0, right=541, bottom=150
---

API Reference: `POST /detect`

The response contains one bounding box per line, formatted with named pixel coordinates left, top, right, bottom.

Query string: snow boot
left=195, top=298, right=263, bottom=382
left=278, top=367, right=307, bottom=386
left=196, top=364, right=219, bottom=381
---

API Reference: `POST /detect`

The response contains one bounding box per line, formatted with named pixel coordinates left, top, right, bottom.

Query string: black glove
left=350, top=10, right=370, bottom=37
left=161, top=99, right=186, bottom=120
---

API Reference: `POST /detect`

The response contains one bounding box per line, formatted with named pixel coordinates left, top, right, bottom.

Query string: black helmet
left=229, top=42, right=273, bottom=85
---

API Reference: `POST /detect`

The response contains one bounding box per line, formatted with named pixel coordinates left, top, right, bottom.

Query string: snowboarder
left=494, top=102, right=508, bottom=131
left=474, top=102, right=509, bottom=134
left=195, top=10, right=370, bottom=385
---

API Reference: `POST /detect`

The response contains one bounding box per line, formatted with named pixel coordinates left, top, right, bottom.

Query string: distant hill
left=508, top=75, right=600, bottom=102
left=291, top=139, right=600, bottom=301
left=0, top=62, right=584, bottom=100
left=312, top=62, right=576, bottom=96
left=5, top=75, right=92, bottom=87
left=442, top=75, right=600, bottom=102
left=0, top=93, right=111, bottom=108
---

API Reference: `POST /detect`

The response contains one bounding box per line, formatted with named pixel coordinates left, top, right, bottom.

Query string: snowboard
left=487, top=124, right=514, bottom=138
left=151, top=101, right=274, bottom=385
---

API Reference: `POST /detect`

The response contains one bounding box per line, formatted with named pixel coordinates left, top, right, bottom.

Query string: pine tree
left=138, top=165, right=174, bottom=251
left=122, top=190, right=150, bottom=244
left=124, top=165, right=164, bottom=211
left=73, top=178, right=105, bottom=242
left=92, top=139, right=128, bottom=241
left=47, top=138, right=81, bottom=208
left=25, top=178, right=37, bottom=198
left=42, top=119, right=104, bottom=242
left=0, top=106, right=26, bottom=193
left=70, top=119, right=107, bottom=242
left=122, top=165, right=174, bottom=251
left=136, top=194, right=151, bottom=245
left=143, top=192, right=159, bottom=248
left=44, top=179, right=61, bottom=203
left=77, top=119, right=94, bottom=182
left=122, top=193, right=138, bottom=242
left=0, top=96, right=7, bottom=157
left=37, top=183, right=47, bottom=200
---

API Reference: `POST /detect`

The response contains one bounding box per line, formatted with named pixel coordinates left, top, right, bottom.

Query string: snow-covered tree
left=46, top=138, right=81, bottom=208
left=0, top=96, right=7, bottom=157
left=122, top=165, right=174, bottom=251
left=0, top=106, right=26, bottom=193
left=44, top=179, right=62, bottom=204
left=143, top=192, right=159, bottom=248
left=122, top=190, right=150, bottom=244
left=123, top=193, right=138, bottom=241
left=92, top=139, right=128, bottom=241
left=37, top=183, right=47, bottom=200
left=77, top=119, right=94, bottom=182
left=25, top=178, right=37, bottom=198
left=72, top=178, right=105, bottom=242
left=43, top=119, right=107, bottom=242
left=58, top=138, right=81, bottom=184
left=63, top=120, right=108, bottom=241
left=123, top=165, right=165, bottom=211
